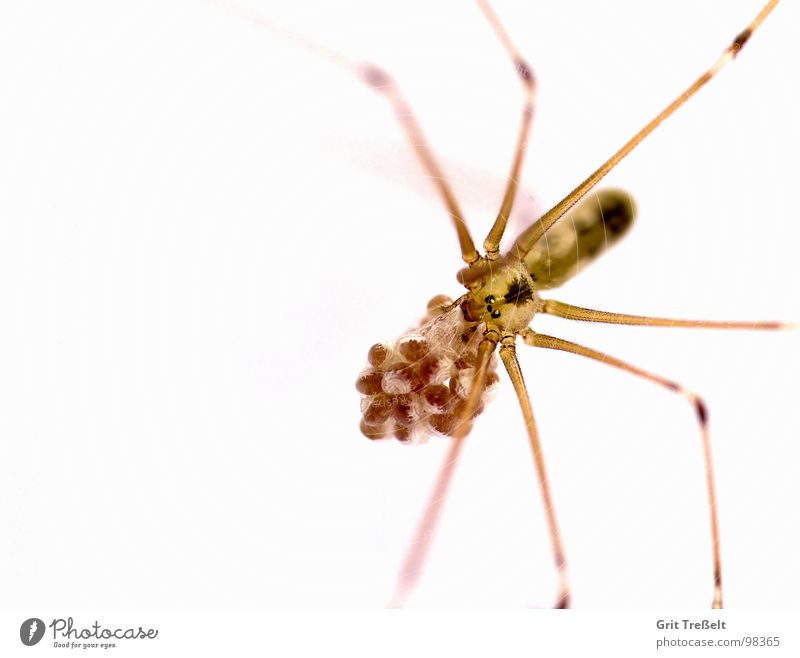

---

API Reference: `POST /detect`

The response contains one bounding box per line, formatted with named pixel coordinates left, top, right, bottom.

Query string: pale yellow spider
left=220, top=0, right=795, bottom=608
left=346, top=0, right=791, bottom=609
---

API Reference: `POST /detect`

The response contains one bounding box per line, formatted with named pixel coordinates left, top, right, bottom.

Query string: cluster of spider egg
left=356, top=295, right=499, bottom=443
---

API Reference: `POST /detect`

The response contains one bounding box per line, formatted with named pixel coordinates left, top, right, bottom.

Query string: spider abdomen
left=524, top=188, right=636, bottom=289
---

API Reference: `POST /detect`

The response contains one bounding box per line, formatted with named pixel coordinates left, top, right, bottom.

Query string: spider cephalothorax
left=462, top=262, right=541, bottom=334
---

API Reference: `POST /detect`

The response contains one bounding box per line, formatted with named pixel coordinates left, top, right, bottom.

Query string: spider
left=219, top=0, right=796, bottom=608
left=346, top=0, right=792, bottom=609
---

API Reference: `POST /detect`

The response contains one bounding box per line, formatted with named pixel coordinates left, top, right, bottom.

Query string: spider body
left=463, top=188, right=637, bottom=331
left=356, top=188, right=637, bottom=444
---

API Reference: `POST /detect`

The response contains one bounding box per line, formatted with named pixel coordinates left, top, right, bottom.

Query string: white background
left=0, top=0, right=798, bottom=610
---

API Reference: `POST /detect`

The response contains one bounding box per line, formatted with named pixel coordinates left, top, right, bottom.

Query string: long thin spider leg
left=542, top=299, right=795, bottom=330
left=524, top=331, right=724, bottom=608
left=508, top=0, right=778, bottom=262
left=212, top=0, right=481, bottom=266
left=456, top=0, right=779, bottom=286
left=390, top=332, right=499, bottom=608
left=360, top=66, right=480, bottom=265
left=498, top=335, right=570, bottom=608
left=477, top=0, right=538, bottom=259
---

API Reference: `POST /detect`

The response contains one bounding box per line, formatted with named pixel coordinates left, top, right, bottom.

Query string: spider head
left=463, top=261, right=541, bottom=334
